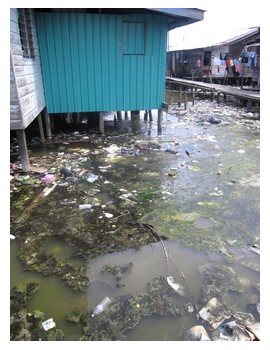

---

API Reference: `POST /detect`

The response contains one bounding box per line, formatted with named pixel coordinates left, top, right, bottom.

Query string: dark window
left=122, top=22, right=146, bottom=55
left=203, top=51, right=211, bottom=66
left=220, top=52, right=228, bottom=60
left=18, top=9, right=35, bottom=59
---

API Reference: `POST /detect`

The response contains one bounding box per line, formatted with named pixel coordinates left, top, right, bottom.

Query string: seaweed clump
left=10, top=282, right=64, bottom=341
left=100, top=262, right=133, bottom=287
left=78, top=276, right=185, bottom=341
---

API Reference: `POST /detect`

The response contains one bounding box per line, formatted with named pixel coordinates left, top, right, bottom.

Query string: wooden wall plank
left=10, top=8, right=46, bottom=130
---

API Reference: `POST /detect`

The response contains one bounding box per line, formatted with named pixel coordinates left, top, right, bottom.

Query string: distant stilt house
left=10, top=8, right=204, bottom=172
left=167, top=27, right=260, bottom=87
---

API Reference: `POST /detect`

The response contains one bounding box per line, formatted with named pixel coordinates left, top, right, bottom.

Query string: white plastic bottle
left=91, top=297, right=112, bottom=317
left=79, top=204, right=93, bottom=210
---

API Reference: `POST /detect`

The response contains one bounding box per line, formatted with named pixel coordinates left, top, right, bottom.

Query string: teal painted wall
left=35, top=12, right=168, bottom=114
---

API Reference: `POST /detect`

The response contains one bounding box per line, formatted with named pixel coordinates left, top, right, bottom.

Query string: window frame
left=122, top=21, right=146, bottom=56
left=18, top=8, right=35, bottom=59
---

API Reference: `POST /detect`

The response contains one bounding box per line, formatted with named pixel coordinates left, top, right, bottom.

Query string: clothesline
left=213, top=51, right=258, bottom=68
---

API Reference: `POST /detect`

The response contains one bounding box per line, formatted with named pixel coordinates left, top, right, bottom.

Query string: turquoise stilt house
left=10, top=8, right=204, bottom=171
left=35, top=8, right=204, bottom=114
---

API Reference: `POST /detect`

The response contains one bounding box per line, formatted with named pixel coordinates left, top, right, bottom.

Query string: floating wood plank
left=14, top=184, right=57, bottom=224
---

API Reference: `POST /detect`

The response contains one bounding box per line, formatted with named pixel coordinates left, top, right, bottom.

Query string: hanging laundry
left=230, top=59, right=234, bottom=67
left=220, top=59, right=226, bottom=66
left=248, top=51, right=257, bottom=68
left=236, top=63, right=241, bottom=72
left=233, top=59, right=238, bottom=65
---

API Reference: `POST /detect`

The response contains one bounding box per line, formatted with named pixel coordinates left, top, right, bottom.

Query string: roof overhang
left=146, top=8, right=205, bottom=30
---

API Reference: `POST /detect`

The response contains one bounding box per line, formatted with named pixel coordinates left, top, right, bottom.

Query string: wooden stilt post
left=16, top=129, right=30, bottom=172
left=76, top=112, right=80, bottom=123
left=131, top=110, right=140, bottom=122
left=184, top=91, right=187, bottom=110
left=217, top=92, right=220, bottom=105
left=117, top=111, right=122, bottom=123
left=66, top=113, right=71, bottom=124
left=37, top=113, right=45, bottom=144
left=148, top=110, right=153, bottom=122
left=144, top=110, right=148, bottom=122
left=247, top=99, right=251, bottom=112
left=191, top=87, right=195, bottom=106
left=157, top=109, right=162, bottom=134
left=43, top=108, right=52, bottom=139
left=99, top=112, right=105, bottom=134
left=124, top=111, right=128, bottom=120
left=178, top=85, right=182, bottom=107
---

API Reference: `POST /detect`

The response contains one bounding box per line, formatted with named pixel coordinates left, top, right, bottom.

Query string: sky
left=168, top=1, right=263, bottom=50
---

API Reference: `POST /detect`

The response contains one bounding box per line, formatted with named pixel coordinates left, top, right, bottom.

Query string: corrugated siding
left=35, top=13, right=167, bottom=113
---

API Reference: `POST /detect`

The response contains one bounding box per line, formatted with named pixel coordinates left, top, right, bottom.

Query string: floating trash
left=184, top=325, right=211, bottom=341
left=104, top=213, right=113, bottom=218
left=198, top=297, right=229, bottom=329
left=40, top=174, right=56, bottom=183
left=87, top=175, right=99, bottom=183
left=91, top=297, right=112, bottom=318
left=166, top=276, right=186, bottom=297
left=42, top=318, right=56, bottom=331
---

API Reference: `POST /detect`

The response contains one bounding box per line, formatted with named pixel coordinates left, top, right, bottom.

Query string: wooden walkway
left=166, top=77, right=260, bottom=111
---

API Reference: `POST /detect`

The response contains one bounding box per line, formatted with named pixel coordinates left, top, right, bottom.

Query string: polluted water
left=10, top=97, right=260, bottom=340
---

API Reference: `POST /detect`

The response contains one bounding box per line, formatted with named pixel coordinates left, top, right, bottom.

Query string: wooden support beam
left=191, top=87, right=195, bottom=106
left=16, top=129, right=30, bottom=172
left=124, top=111, right=129, bottom=120
left=66, top=113, right=71, bottom=124
left=217, top=92, right=220, bottom=105
left=247, top=99, right=252, bottom=112
left=144, top=110, right=148, bottom=122
left=131, top=110, right=140, bottom=121
left=184, top=91, right=187, bottom=110
left=99, top=112, right=105, bottom=134
left=117, top=111, right=122, bottom=122
left=76, top=112, right=80, bottom=123
left=37, top=113, right=45, bottom=144
left=157, top=109, right=162, bottom=134
left=178, top=84, right=182, bottom=106
left=149, top=110, right=153, bottom=122
left=43, top=108, right=52, bottom=139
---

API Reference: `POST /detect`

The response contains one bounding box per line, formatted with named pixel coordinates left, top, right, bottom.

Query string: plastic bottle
left=91, top=297, right=112, bottom=317
left=79, top=204, right=94, bottom=210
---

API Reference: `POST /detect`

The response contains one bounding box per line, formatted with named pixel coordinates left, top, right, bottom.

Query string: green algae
left=10, top=282, right=65, bottom=341
left=79, top=276, right=186, bottom=341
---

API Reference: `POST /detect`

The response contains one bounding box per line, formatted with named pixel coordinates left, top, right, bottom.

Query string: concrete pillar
left=99, top=112, right=104, bottom=134
left=37, top=113, right=45, bottom=144
left=16, top=129, right=30, bottom=172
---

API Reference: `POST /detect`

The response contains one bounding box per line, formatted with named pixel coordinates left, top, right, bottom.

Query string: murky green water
left=10, top=98, right=260, bottom=340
